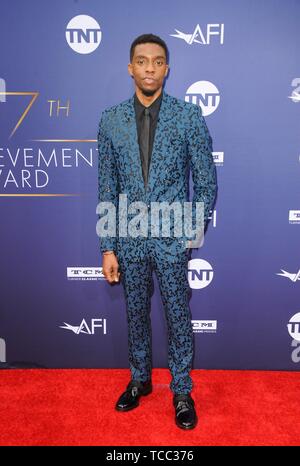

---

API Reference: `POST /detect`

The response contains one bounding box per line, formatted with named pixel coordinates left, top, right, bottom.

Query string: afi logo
left=170, top=24, right=224, bottom=45
left=188, top=259, right=214, bottom=289
left=66, top=15, right=102, bottom=54
left=185, top=81, right=220, bottom=116
left=276, top=268, right=300, bottom=282
left=60, top=318, right=107, bottom=335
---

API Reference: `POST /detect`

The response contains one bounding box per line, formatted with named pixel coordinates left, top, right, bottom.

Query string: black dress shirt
left=134, top=91, right=163, bottom=186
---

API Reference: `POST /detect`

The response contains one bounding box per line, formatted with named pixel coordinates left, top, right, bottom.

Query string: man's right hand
left=102, top=252, right=120, bottom=284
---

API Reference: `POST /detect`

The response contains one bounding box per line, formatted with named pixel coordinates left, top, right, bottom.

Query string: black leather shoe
left=115, top=379, right=152, bottom=411
left=173, top=393, right=198, bottom=430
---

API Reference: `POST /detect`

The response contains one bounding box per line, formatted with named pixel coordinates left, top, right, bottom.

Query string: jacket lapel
left=147, top=90, right=172, bottom=193
left=121, top=90, right=172, bottom=195
left=121, top=96, right=145, bottom=194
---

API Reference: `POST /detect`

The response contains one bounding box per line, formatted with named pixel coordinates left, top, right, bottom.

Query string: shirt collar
left=134, top=91, right=163, bottom=120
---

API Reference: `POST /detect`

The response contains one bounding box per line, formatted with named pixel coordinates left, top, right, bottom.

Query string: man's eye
left=137, top=60, right=144, bottom=64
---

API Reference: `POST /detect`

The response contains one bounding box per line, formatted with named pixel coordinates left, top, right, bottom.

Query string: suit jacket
left=97, top=90, right=217, bottom=263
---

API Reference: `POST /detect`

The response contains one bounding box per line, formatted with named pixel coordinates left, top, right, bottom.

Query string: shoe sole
left=175, top=416, right=198, bottom=430
left=115, top=387, right=153, bottom=412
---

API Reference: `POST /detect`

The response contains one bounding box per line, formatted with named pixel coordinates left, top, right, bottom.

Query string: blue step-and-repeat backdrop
left=0, top=0, right=299, bottom=369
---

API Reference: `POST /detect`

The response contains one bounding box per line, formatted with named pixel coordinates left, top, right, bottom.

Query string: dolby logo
left=65, top=15, right=102, bottom=54
left=185, top=81, right=220, bottom=116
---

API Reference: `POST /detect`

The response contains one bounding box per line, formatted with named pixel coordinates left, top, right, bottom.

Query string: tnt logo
left=188, top=258, right=214, bottom=289
left=66, top=15, right=102, bottom=54
left=185, top=81, right=220, bottom=116
left=287, top=313, right=300, bottom=342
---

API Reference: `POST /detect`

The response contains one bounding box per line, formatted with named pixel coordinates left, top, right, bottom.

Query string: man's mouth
left=143, top=78, right=156, bottom=84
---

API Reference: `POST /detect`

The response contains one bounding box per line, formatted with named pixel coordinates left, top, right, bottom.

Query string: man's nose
left=145, top=62, right=155, bottom=73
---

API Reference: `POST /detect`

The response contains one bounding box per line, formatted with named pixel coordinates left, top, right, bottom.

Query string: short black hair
left=130, top=33, right=169, bottom=64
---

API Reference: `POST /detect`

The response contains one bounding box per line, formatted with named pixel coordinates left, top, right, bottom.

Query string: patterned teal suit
left=97, top=90, right=217, bottom=394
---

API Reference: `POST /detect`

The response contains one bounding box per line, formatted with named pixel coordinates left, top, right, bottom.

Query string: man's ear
left=128, top=63, right=133, bottom=78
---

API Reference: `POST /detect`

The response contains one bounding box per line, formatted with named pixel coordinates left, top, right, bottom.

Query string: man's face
left=128, top=42, right=169, bottom=96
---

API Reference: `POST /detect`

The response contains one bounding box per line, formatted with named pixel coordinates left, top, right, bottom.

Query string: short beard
left=140, top=88, right=157, bottom=97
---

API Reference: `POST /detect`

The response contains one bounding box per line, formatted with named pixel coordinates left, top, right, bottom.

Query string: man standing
left=97, top=34, right=217, bottom=430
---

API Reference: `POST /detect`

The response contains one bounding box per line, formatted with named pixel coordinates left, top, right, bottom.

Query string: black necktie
left=140, top=107, right=151, bottom=186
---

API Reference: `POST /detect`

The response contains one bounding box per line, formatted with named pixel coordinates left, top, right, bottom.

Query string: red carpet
left=0, top=368, right=299, bottom=446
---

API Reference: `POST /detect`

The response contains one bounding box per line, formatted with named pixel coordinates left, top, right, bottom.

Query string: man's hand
left=102, top=252, right=120, bottom=284
left=186, top=231, right=204, bottom=249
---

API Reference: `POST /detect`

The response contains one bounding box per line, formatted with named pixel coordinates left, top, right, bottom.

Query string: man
left=97, top=34, right=217, bottom=430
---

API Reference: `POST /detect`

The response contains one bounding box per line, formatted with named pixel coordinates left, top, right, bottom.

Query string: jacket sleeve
left=187, top=104, right=217, bottom=238
left=97, top=110, right=118, bottom=253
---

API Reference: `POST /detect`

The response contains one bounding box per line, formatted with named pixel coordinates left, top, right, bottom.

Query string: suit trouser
left=118, top=243, right=194, bottom=395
